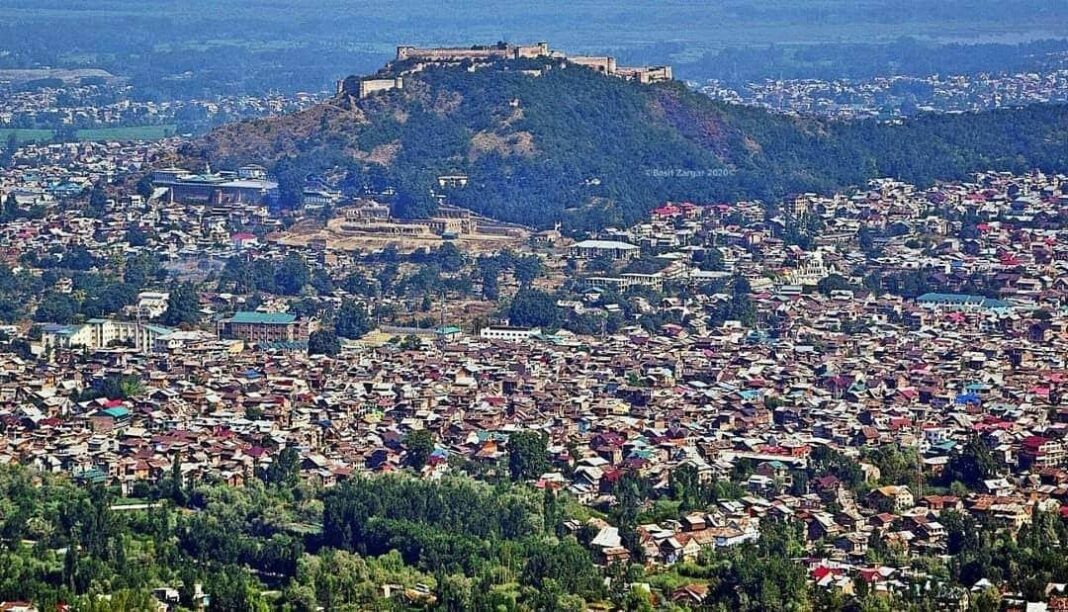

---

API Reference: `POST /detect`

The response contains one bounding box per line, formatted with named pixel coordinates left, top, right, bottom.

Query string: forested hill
left=181, top=57, right=1068, bottom=230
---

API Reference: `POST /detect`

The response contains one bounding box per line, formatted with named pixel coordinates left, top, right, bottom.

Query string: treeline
left=0, top=462, right=611, bottom=611
left=322, top=475, right=605, bottom=607
left=2, top=453, right=1067, bottom=610
left=0, top=11, right=386, bottom=99
left=219, top=254, right=323, bottom=297
left=0, top=252, right=164, bottom=325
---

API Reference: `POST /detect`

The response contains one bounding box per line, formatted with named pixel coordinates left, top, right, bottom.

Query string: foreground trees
left=2, top=461, right=1068, bottom=611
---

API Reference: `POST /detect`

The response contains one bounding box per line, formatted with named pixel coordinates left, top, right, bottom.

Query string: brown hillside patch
left=469, top=130, right=536, bottom=160
left=504, top=106, right=525, bottom=125
left=355, top=141, right=401, bottom=165
left=433, top=90, right=464, bottom=115
left=649, top=88, right=733, bottom=158
left=192, top=104, right=363, bottom=165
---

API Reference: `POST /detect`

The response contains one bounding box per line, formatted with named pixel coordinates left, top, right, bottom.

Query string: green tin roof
left=231, top=311, right=296, bottom=325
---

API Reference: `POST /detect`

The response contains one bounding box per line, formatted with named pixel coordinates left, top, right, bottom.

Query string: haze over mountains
left=2, top=0, right=1068, bottom=96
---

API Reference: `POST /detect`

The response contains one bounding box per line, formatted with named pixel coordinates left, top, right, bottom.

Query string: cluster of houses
left=0, top=139, right=168, bottom=209
left=4, top=121, right=1068, bottom=608
left=0, top=261, right=1066, bottom=596
left=0, top=79, right=322, bottom=134
left=699, top=68, right=1068, bottom=119
left=572, top=171, right=1068, bottom=310
left=0, top=164, right=288, bottom=277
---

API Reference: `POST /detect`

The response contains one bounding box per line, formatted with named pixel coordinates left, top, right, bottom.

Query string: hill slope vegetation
left=181, top=57, right=1068, bottom=230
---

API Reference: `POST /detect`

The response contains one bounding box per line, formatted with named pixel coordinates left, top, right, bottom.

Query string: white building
left=152, top=329, right=217, bottom=352
left=569, top=240, right=640, bottom=261
left=784, top=252, right=834, bottom=286
left=40, top=319, right=175, bottom=352
left=127, top=291, right=170, bottom=319
left=480, top=326, right=542, bottom=342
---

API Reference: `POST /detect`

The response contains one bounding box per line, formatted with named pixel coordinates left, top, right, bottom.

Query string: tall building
left=39, top=319, right=175, bottom=352
left=217, top=312, right=313, bottom=344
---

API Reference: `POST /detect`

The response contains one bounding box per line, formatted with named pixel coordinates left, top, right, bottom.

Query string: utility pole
left=440, top=290, right=447, bottom=329
left=437, top=290, right=448, bottom=350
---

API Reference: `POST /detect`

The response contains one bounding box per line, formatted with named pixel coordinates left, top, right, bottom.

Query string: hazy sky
left=2, top=0, right=1066, bottom=93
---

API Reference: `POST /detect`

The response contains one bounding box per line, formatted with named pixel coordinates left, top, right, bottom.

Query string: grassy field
left=0, top=124, right=176, bottom=144
left=0, top=128, right=55, bottom=144
left=77, top=125, right=176, bottom=141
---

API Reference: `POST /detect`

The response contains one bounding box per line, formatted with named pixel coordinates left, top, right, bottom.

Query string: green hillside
left=182, top=56, right=1068, bottom=230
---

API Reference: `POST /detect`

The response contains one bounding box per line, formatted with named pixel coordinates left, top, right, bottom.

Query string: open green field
left=77, top=125, right=176, bottom=141
left=0, top=124, right=176, bottom=144
left=0, top=129, right=54, bottom=144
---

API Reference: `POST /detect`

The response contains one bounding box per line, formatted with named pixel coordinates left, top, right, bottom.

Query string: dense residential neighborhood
left=3, top=113, right=1068, bottom=608
left=3, top=11, right=1068, bottom=608
left=0, top=79, right=324, bottom=138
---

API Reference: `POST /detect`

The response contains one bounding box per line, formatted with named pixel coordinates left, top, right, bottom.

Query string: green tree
left=971, top=587, right=1001, bottom=612
left=507, top=430, right=547, bottom=481
left=95, top=374, right=144, bottom=400
left=391, top=185, right=438, bottom=219
left=74, top=589, right=159, bottom=611
left=206, top=566, right=268, bottom=612
left=696, top=248, right=724, bottom=271
left=507, top=288, right=557, bottom=328
left=480, top=263, right=500, bottom=301
left=162, top=282, right=201, bottom=326
left=623, top=585, right=654, bottom=612
left=135, top=174, right=155, bottom=199
left=86, top=182, right=109, bottom=217
left=309, top=268, right=334, bottom=296
left=513, top=255, right=543, bottom=287
left=34, top=292, right=78, bottom=323
left=0, top=194, right=20, bottom=222
left=404, top=430, right=435, bottom=471
left=263, top=446, right=301, bottom=487
left=435, top=572, right=472, bottom=611
left=434, top=243, right=465, bottom=273
left=275, top=255, right=310, bottom=296
left=864, top=445, right=920, bottom=486
left=0, top=133, right=16, bottom=168
left=125, top=226, right=150, bottom=247
left=307, top=329, right=340, bottom=356
left=943, top=435, right=998, bottom=490
left=396, top=334, right=423, bottom=350
left=816, top=273, right=853, bottom=295
left=334, top=299, right=372, bottom=339
left=124, top=252, right=162, bottom=288
left=162, top=453, right=188, bottom=506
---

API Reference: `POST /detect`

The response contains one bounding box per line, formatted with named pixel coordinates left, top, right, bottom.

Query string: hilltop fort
left=338, top=41, right=673, bottom=99
left=191, top=43, right=1068, bottom=232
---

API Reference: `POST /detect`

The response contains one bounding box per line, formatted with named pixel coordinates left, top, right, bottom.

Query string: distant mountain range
left=178, top=54, right=1068, bottom=230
